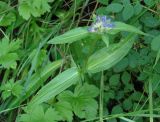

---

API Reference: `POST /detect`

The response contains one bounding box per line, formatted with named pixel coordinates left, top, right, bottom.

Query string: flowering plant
left=88, top=16, right=114, bottom=33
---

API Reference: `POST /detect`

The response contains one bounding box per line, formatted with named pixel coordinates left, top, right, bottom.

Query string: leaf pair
left=47, top=21, right=147, bottom=45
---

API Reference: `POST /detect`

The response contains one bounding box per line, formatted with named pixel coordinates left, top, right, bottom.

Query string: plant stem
left=149, top=77, right=153, bottom=122
left=99, top=71, right=104, bottom=122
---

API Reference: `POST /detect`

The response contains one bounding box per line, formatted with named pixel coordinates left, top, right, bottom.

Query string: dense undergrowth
left=0, top=0, right=160, bottom=122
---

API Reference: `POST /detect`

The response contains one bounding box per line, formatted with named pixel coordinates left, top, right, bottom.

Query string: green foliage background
left=0, top=0, right=160, bottom=122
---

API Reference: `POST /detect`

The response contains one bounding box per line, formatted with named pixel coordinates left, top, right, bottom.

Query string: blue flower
left=88, top=15, right=114, bottom=33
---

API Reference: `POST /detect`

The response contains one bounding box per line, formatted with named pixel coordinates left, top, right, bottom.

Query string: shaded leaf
left=122, top=3, right=134, bottom=21
left=106, top=3, right=123, bottom=13
left=151, top=34, right=160, bottom=51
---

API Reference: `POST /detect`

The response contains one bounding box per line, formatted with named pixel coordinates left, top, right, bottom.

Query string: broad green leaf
left=0, top=38, right=21, bottom=69
left=18, top=0, right=52, bottom=20
left=109, top=74, right=120, bottom=86
left=140, top=13, right=160, bottom=28
left=17, top=105, right=62, bottom=122
left=122, top=3, right=134, bottom=21
left=87, top=34, right=135, bottom=73
left=97, top=0, right=108, bottom=5
left=130, top=92, right=143, bottom=101
left=18, top=3, right=31, bottom=20
left=106, top=3, right=123, bottom=13
left=134, top=2, right=142, bottom=15
left=121, top=71, right=131, bottom=85
left=151, top=34, right=160, bottom=51
left=144, top=0, right=154, bottom=6
left=96, top=7, right=107, bottom=15
left=55, top=101, right=73, bottom=122
left=45, top=107, right=62, bottom=122
left=0, top=79, right=23, bottom=100
left=111, top=105, right=123, bottom=114
left=122, top=98, right=132, bottom=110
left=0, top=12, right=16, bottom=26
left=57, top=83, right=99, bottom=119
left=113, top=57, right=128, bottom=72
left=0, top=53, right=19, bottom=69
left=30, top=67, right=80, bottom=105
left=48, top=27, right=89, bottom=44
left=110, top=22, right=147, bottom=35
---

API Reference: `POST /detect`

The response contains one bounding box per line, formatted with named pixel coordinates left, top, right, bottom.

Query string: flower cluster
left=88, top=15, right=114, bottom=33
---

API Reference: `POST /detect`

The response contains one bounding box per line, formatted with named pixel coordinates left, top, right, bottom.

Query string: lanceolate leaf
left=87, top=34, right=135, bottom=73
left=48, top=27, right=89, bottom=44
left=7, top=60, right=63, bottom=108
left=30, top=67, right=80, bottom=105
left=25, top=60, right=63, bottom=97
left=109, top=22, right=147, bottom=36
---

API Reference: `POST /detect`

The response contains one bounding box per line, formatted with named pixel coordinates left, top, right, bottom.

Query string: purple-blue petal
left=101, top=16, right=107, bottom=23
left=88, top=27, right=96, bottom=32
left=103, top=23, right=114, bottom=28
left=96, top=16, right=101, bottom=22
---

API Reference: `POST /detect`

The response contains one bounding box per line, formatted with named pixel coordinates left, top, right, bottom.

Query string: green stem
left=2, top=69, right=10, bottom=84
left=149, top=77, right=153, bottom=122
left=99, top=71, right=104, bottom=122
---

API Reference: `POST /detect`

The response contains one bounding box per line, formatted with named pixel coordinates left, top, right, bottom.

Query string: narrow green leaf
left=30, top=67, right=80, bottom=105
left=87, top=34, right=135, bottom=73
left=110, top=22, right=147, bottom=35
left=48, top=27, right=89, bottom=44
left=25, top=60, right=63, bottom=97
left=7, top=60, right=63, bottom=108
